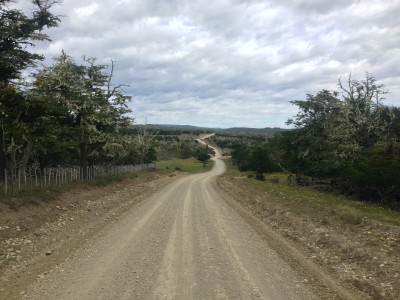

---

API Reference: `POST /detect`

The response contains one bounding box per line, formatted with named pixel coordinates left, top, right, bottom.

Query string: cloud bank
left=19, top=0, right=400, bottom=127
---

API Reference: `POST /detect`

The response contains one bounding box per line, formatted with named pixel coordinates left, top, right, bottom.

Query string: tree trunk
left=295, top=173, right=302, bottom=184
left=0, top=124, right=5, bottom=181
left=80, top=141, right=88, bottom=179
left=19, top=140, right=34, bottom=171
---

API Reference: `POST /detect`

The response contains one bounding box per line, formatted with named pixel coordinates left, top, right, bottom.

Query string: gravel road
left=25, top=145, right=325, bottom=299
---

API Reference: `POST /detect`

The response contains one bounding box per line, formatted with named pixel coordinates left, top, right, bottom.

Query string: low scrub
left=157, top=158, right=214, bottom=173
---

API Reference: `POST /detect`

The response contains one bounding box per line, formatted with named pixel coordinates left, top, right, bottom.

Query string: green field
left=157, top=158, right=214, bottom=173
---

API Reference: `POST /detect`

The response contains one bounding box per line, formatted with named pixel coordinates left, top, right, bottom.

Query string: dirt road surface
left=21, top=145, right=349, bottom=299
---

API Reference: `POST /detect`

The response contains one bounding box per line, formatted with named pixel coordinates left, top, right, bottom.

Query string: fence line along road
left=3, top=163, right=156, bottom=195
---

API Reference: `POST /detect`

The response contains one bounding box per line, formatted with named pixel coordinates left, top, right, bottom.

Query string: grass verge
left=225, top=160, right=400, bottom=226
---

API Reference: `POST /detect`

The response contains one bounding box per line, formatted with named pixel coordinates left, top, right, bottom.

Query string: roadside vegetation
left=157, top=157, right=214, bottom=173
left=224, top=161, right=400, bottom=226
left=218, top=160, right=400, bottom=298
left=212, top=74, right=400, bottom=207
left=0, top=1, right=215, bottom=202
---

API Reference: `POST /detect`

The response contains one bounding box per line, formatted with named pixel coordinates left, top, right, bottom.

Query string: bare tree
left=135, top=125, right=158, bottom=164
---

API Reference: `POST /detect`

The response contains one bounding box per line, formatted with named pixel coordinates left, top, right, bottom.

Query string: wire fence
left=3, top=163, right=156, bottom=194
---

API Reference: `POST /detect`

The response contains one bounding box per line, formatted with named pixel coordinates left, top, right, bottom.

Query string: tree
left=247, top=144, right=275, bottom=180
left=337, top=73, right=392, bottom=151
left=32, top=52, right=132, bottom=177
left=287, top=90, right=344, bottom=177
left=344, top=144, right=400, bottom=204
left=286, top=74, right=393, bottom=179
left=232, top=145, right=250, bottom=171
left=231, top=143, right=277, bottom=180
left=280, top=73, right=400, bottom=203
left=0, top=0, right=61, bottom=180
left=0, top=0, right=61, bottom=86
left=197, top=151, right=210, bottom=167
left=268, top=130, right=312, bottom=183
left=135, top=125, right=158, bottom=164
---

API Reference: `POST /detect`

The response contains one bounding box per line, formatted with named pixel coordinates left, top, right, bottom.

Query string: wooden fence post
left=18, top=169, right=21, bottom=192
left=2, top=163, right=154, bottom=194
left=4, top=169, right=7, bottom=194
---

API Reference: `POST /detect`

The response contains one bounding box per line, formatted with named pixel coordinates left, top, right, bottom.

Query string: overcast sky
left=18, top=0, right=400, bottom=128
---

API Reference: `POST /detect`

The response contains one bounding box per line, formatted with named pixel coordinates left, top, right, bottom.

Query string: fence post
left=57, top=165, right=61, bottom=186
left=18, top=168, right=21, bottom=192
left=2, top=163, right=154, bottom=193
left=4, top=169, right=7, bottom=194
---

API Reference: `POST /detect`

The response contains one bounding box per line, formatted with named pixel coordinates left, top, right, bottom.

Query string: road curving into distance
left=25, top=136, right=344, bottom=299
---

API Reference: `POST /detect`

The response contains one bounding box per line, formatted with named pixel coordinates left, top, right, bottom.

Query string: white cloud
left=74, top=3, right=99, bottom=18
left=12, top=0, right=400, bottom=128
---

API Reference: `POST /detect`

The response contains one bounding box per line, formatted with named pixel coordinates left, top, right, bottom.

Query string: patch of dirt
left=216, top=176, right=400, bottom=300
left=0, top=170, right=180, bottom=298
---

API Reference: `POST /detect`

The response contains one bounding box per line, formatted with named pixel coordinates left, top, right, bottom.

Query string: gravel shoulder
left=0, top=170, right=179, bottom=299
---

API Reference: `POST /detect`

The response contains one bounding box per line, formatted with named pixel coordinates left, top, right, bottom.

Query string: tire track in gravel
left=23, top=140, right=355, bottom=299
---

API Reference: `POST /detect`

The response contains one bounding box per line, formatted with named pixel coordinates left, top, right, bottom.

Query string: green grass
left=272, top=177, right=399, bottom=225
left=157, top=158, right=214, bottom=173
left=223, top=161, right=400, bottom=227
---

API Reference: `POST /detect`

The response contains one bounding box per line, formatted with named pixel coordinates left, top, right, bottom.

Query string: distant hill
left=152, top=124, right=217, bottom=131
left=220, top=127, right=287, bottom=135
left=148, top=124, right=287, bottom=135
left=142, top=124, right=214, bottom=135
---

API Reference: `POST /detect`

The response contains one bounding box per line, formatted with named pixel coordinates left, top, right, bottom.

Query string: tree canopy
left=0, top=0, right=62, bottom=179
left=0, top=1, right=139, bottom=182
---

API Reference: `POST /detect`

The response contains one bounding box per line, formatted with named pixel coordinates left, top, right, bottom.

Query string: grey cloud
left=11, top=0, right=400, bottom=128
left=273, top=0, right=352, bottom=14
